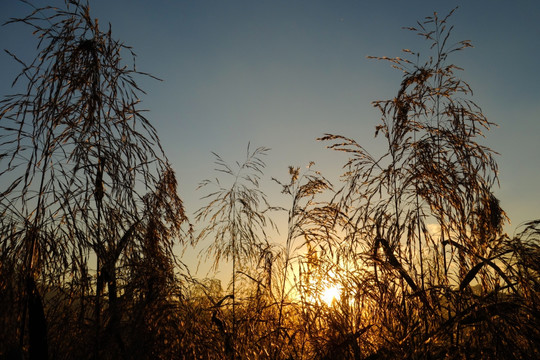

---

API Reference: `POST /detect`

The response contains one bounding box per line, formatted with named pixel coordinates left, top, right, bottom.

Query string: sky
left=1, top=0, right=539, bottom=280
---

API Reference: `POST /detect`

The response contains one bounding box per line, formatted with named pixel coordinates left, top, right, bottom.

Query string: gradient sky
left=1, top=0, right=539, bottom=279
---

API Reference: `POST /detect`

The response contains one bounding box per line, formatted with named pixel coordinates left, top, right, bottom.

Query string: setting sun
left=321, top=285, right=341, bottom=306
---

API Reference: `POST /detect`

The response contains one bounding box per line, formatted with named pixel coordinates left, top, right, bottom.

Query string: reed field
left=0, top=2, right=538, bottom=359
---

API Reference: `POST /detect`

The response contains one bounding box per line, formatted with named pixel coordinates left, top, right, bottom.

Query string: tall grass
left=195, top=144, right=275, bottom=359
left=0, top=1, right=189, bottom=358
left=0, top=3, right=538, bottom=360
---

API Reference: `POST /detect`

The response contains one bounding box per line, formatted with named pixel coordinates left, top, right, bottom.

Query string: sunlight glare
left=322, top=284, right=341, bottom=306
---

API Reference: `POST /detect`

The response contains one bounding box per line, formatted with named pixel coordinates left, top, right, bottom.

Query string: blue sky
left=1, top=1, right=539, bottom=279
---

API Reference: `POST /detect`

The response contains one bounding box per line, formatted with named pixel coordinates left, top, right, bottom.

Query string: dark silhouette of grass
left=0, top=3, right=538, bottom=359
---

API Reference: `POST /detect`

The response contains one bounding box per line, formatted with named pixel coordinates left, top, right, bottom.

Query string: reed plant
left=0, top=1, right=189, bottom=358
left=195, top=144, right=275, bottom=359
left=319, top=8, right=538, bottom=359
left=0, top=2, right=538, bottom=359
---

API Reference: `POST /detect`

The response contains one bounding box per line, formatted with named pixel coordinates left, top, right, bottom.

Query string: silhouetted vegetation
left=1, top=2, right=538, bottom=359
